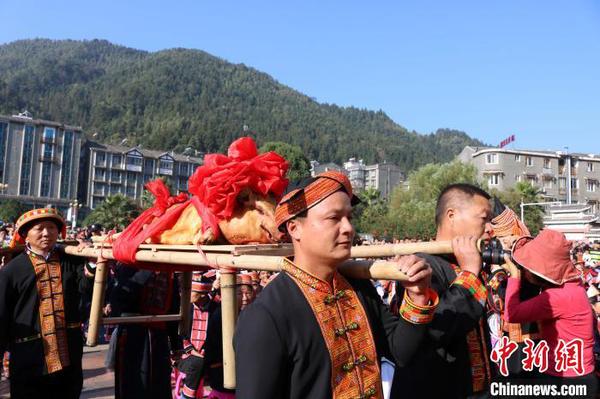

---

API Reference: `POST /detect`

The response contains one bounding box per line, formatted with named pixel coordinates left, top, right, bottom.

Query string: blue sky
left=1, top=1, right=599, bottom=153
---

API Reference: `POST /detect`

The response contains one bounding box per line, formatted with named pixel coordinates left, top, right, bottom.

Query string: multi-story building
left=343, top=158, right=367, bottom=191
left=342, top=158, right=404, bottom=199
left=364, top=162, right=404, bottom=199
left=0, top=112, right=83, bottom=212
left=81, top=142, right=202, bottom=209
left=458, top=146, right=600, bottom=213
left=310, top=160, right=345, bottom=176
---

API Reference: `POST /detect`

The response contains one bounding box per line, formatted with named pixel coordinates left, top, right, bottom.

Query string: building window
left=95, top=168, right=106, bottom=181
left=158, top=156, right=174, bottom=176
left=486, top=153, right=498, bottom=164
left=179, top=162, right=188, bottom=176
left=543, top=178, right=553, bottom=189
left=587, top=180, right=597, bottom=192
left=0, top=122, right=7, bottom=181
left=112, top=154, right=122, bottom=167
left=126, top=151, right=143, bottom=172
left=60, top=130, right=74, bottom=198
left=588, top=162, right=594, bottom=172
left=487, top=174, right=500, bottom=186
left=42, top=127, right=56, bottom=143
left=543, top=158, right=551, bottom=169
left=95, top=151, right=106, bottom=166
left=19, top=125, right=35, bottom=195
left=558, top=177, right=567, bottom=189
left=178, top=177, right=188, bottom=191
left=40, top=163, right=52, bottom=197
left=144, top=159, right=154, bottom=173
left=571, top=178, right=579, bottom=189
left=526, top=156, right=533, bottom=167
left=126, top=185, right=136, bottom=197
left=93, top=183, right=106, bottom=196
left=515, top=154, right=521, bottom=162
left=111, top=170, right=122, bottom=183
left=110, top=185, right=120, bottom=195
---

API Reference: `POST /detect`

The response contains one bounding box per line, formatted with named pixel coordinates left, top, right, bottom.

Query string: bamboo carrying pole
left=220, top=270, right=238, bottom=389
left=64, top=239, right=459, bottom=387
left=86, top=260, right=108, bottom=346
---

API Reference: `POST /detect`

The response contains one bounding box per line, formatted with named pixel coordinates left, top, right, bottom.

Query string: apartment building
left=458, top=146, right=600, bottom=212
left=342, top=158, right=404, bottom=199
left=81, top=142, right=202, bottom=209
left=0, top=112, right=83, bottom=212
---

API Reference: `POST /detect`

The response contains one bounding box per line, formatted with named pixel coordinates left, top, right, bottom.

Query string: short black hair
left=435, top=183, right=491, bottom=227
left=284, top=208, right=308, bottom=235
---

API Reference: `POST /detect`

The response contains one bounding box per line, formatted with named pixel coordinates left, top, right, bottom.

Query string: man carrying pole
left=390, top=183, right=494, bottom=398
left=0, top=208, right=94, bottom=398
left=234, top=171, right=439, bottom=399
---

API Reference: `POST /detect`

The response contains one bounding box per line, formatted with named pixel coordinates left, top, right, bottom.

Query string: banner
left=499, top=134, right=515, bottom=148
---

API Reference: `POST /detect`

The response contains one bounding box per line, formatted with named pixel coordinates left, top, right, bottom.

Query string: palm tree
left=83, top=194, right=141, bottom=230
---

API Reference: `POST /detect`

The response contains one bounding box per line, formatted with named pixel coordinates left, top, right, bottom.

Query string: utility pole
left=565, top=146, right=572, bottom=204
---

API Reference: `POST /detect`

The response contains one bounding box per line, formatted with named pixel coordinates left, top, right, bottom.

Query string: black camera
left=480, top=237, right=510, bottom=266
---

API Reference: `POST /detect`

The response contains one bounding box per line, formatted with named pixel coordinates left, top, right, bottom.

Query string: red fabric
left=504, top=278, right=595, bottom=377
left=188, top=137, right=289, bottom=227
left=112, top=179, right=190, bottom=265
left=112, top=137, right=288, bottom=267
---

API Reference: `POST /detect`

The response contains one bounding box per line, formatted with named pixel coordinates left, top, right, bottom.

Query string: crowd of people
left=2, top=171, right=600, bottom=398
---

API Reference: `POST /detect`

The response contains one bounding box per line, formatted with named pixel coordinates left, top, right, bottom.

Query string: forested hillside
left=0, top=39, right=484, bottom=170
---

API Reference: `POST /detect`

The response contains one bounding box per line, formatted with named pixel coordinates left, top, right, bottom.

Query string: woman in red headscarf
left=503, top=229, right=596, bottom=397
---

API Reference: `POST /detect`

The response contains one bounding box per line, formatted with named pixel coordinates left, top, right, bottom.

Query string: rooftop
left=87, top=141, right=203, bottom=164
left=0, top=112, right=83, bottom=131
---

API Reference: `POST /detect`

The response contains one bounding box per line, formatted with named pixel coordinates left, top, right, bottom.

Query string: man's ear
left=446, top=207, right=456, bottom=227
left=287, top=219, right=302, bottom=242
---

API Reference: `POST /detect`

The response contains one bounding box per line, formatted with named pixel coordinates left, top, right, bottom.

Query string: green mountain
left=0, top=39, right=484, bottom=171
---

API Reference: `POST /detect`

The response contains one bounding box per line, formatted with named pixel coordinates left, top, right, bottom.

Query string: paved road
left=0, top=344, right=115, bottom=399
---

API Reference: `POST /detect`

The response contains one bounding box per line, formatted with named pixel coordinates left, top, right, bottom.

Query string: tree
left=83, top=194, right=141, bottom=230
left=353, top=188, right=391, bottom=237
left=259, top=141, right=311, bottom=181
left=388, top=161, right=483, bottom=239
left=0, top=199, right=29, bottom=224
left=492, top=182, right=544, bottom=235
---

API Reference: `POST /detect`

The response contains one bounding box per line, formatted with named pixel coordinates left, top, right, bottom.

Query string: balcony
left=39, top=154, right=58, bottom=163
left=125, top=164, right=142, bottom=172
left=40, top=136, right=56, bottom=144
left=158, top=167, right=173, bottom=176
left=541, top=168, right=554, bottom=177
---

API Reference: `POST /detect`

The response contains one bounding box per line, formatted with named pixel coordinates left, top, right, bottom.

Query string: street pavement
left=0, top=344, right=115, bottom=399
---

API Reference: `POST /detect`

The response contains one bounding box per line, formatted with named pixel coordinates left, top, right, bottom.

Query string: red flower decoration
left=188, top=137, right=289, bottom=221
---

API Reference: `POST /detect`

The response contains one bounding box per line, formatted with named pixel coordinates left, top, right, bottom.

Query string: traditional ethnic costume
left=487, top=199, right=542, bottom=380
left=176, top=272, right=219, bottom=399
left=234, top=171, right=439, bottom=399
left=505, top=230, right=597, bottom=397
left=108, top=263, right=181, bottom=399
left=391, top=252, right=493, bottom=398
left=0, top=208, right=92, bottom=398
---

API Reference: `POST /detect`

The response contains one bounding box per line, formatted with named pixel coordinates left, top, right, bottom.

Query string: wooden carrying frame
left=61, top=239, right=456, bottom=389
